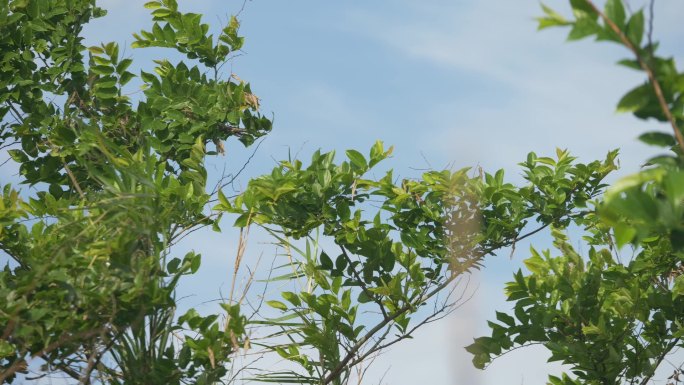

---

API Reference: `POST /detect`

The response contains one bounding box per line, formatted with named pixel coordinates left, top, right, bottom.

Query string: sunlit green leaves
left=474, top=2, right=684, bottom=383
left=227, top=139, right=616, bottom=383
left=0, top=1, right=268, bottom=383
left=266, top=300, right=289, bottom=311
left=133, top=1, right=240, bottom=68
left=471, top=224, right=684, bottom=382
left=537, top=3, right=571, bottom=30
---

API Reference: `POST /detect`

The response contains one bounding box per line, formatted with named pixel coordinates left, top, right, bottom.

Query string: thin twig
left=349, top=276, right=474, bottom=369
left=0, top=328, right=106, bottom=383
left=638, top=338, right=681, bottom=385
left=339, top=245, right=389, bottom=320
left=63, top=161, right=85, bottom=199
left=78, top=344, right=99, bottom=385
left=210, top=136, right=265, bottom=200
left=647, top=0, right=655, bottom=54
left=229, top=215, right=251, bottom=306
left=0, top=141, right=17, bottom=151
left=322, top=223, right=551, bottom=384
left=7, top=102, right=24, bottom=124
left=584, top=0, right=684, bottom=152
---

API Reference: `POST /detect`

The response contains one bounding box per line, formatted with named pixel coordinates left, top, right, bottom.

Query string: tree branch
left=339, top=245, right=389, bottom=320
left=584, top=0, right=684, bottom=152
left=638, top=338, right=681, bottom=385
left=322, top=222, right=552, bottom=384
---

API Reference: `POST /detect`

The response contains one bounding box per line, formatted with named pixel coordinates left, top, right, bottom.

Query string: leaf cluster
left=471, top=1, right=684, bottom=383
left=220, top=141, right=616, bottom=384
left=0, top=1, right=266, bottom=383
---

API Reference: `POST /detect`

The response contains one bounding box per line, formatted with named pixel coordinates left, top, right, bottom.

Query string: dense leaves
left=471, top=1, right=684, bottom=384
left=0, top=0, right=265, bottom=383
left=2, top=0, right=669, bottom=384
left=219, top=142, right=616, bottom=384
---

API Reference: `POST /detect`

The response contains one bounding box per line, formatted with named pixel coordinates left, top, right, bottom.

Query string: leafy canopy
left=1, top=0, right=268, bottom=383
left=1, top=0, right=662, bottom=385
left=469, top=1, right=684, bottom=384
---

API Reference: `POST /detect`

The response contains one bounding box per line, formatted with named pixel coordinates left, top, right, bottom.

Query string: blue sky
left=3, top=0, right=684, bottom=384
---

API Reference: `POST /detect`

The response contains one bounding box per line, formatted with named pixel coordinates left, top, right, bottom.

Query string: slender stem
left=347, top=300, right=449, bottom=368
left=584, top=0, right=684, bottom=152
left=322, top=223, right=551, bottom=384
left=0, top=328, right=105, bottom=383
left=0, top=351, right=28, bottom=383
left=63, top=160, right=85, bottom=199
left=7, top=102, right=24, bottom=124
left=339, top=245, right=388, bottom=320
left=78, top=345, right=99, bottom=385
left=638, top=338, right=680, bottom=385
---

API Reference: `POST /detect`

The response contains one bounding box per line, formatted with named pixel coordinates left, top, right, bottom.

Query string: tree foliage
left=0, top=0, right=268, bottom=383
left=2, top=0, right=677, bottom=385
left=468, top=1, right=684, bottom=384
left=223, top=143, right=615, bottom=384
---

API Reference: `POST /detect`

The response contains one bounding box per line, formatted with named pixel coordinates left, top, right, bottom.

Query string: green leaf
left=570, top=0, right=598, bottom=18
left=616, top=84, right=651, bottom=113
left=167, top=257, right=182, bottom=274
left=88, top=46, right=105, bottom=54
left=217, top=189, right=230, bottom=207
left=523, top=250, right=546, bottom=275
left=0, top=340, right=15, bottom=358
left=613, top=223, right=636, bottom=248
left=144, top=1, right=162, bottom=9
left=617, top=58, right=641, bottom=70
left=357, top=291, right=372, bottom=304
left=94, top=87, right=118, bottom=99
left=140, top=71, right=157, bottom=83
left=605, top=168, right=665, bottom=201
left=605, top=0, right=626, bottom=28
left=346, top=149, right=368, bottom=170
left=152, top=8, right=172, bottom=18
left=625, top=10, right=644, bottom=46
left=320, top=251, right=333, bottom=270
left=7, top=149, right=28, bottom=163
left=581, top=324, right=602, bottom=335
left=369, top=140, right=386, bottom=167
left=190, top=254, right=201, bottom=274
left=672, top=275, right=684, bottom=298
left=234, top=213, right=251, bottom=227
left=91, top=65, right=115, bottom=75
left=266, top=300, right=288, bottom=311
left=495, top=311, right=516, bottom=327
left=664, top=171, right=684, bottom=205
left=165, top=0, right=178, bottom=12
left=116, top=58, right=133, bottom=74
left=537, top=4, right=570, bottom=30
left=567, top=17, right=600, bottom=41
left=281, top=292, right=301, bottom=307
left=638, top=132, right=675, bottom=147
left=119, top=71, right=135, bottom=86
